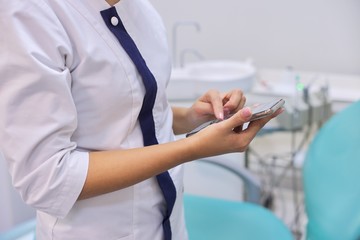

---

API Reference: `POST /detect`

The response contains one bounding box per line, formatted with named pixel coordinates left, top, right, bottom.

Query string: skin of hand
left=106, top=0, right=120, bottom=5
left=79, top=89, right=282, bottom=200
left=172, top=89, right=246, bottom=135
left=186, top=106, right=283, bottom=159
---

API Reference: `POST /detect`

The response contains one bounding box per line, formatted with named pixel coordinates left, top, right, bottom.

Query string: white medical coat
left=0, top=0, right=187, bottom=239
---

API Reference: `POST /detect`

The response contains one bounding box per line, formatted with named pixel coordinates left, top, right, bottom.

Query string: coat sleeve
left=0, top=0, right=88, bottom=218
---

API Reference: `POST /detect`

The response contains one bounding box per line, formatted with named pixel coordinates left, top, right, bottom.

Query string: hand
left=187, top=89, right=246, bottom=128
left=187, top=106, right=284, bottom=158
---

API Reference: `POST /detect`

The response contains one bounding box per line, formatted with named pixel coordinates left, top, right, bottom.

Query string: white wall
left=150, top=0, right=360, bottom=75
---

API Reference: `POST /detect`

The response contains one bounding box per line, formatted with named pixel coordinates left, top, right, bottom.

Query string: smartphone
left=185, top=98, right=285, bottom=137
left=249, top=98, right=285, bottom=121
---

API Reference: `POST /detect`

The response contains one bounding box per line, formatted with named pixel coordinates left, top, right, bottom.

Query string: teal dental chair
left=0, top=219, right=36, bottom=240
left=303, top=100, right=360, bottom=240
left=183, top=158, right=294, bottom=240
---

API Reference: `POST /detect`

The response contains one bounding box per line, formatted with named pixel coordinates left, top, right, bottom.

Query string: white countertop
left=252, top=68, right=360, bottom=103
left=168, top=68, right=360, bottom=112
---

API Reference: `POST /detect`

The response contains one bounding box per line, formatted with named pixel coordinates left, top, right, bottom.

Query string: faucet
left=180, top=48, right=204, bottom=68
left=172, top=21, right=201, bottom=68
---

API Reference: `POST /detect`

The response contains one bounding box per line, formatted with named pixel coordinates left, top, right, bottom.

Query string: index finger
left=222, top=89, right=246, bottom=113
left=203, top=89, right=224, bottom=120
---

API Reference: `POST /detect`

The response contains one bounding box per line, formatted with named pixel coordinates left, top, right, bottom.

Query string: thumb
left=224, top=107, right=252, bottom=128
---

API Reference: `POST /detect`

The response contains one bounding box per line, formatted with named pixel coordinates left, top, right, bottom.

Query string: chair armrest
left=0, top=218, right=36, bottom=240
left=200, top=157, right=263, bottom=205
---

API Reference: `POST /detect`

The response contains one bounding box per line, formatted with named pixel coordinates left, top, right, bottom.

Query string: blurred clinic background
left=1, top=0, right=359, bottom=239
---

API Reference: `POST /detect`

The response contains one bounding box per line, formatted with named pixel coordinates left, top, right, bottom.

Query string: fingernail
left=218, top=112, right=224, bottom=120
left=241, top=107, right=252, bottom=118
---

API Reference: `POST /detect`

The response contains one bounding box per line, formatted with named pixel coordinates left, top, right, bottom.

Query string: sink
left=166, top=60, right=256, bottom=100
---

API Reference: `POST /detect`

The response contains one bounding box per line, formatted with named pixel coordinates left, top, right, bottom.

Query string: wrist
left=181, top=135, right=204, bottom=161
left=172, top=107, right=197, bottom=135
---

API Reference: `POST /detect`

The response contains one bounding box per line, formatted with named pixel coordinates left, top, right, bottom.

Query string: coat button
left=111, top=16, right=119, bottom=26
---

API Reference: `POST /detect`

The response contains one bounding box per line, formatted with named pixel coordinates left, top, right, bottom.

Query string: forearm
left=79, top=105, right=213, bottom=200
left=78, top=92, right=271, bottom=201
left=78, top=137, right=199, bottom=200
left=79, top=105, right=212, bottom=200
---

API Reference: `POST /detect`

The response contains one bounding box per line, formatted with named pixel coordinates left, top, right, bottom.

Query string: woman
left=0, top=0, right=281, bottom=239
